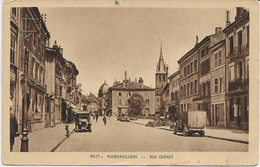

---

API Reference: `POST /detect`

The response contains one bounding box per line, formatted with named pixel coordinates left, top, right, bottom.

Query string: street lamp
left=20, top=50, right=30, bottom=152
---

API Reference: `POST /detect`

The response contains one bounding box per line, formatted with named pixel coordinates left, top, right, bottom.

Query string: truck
left=172, top=110, right=206, bottom=137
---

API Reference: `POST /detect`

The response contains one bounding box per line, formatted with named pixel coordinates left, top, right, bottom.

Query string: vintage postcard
left=2, top=0, right=259, bottom=165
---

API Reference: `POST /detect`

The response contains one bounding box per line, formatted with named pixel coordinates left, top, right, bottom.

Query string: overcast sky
left=39, top=7, right=235, bottom=96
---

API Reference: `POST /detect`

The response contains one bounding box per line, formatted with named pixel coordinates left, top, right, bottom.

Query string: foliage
left=128, top=93, right=144, bottom=115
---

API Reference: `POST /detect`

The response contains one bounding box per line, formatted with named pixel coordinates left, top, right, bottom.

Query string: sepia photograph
left=2, top=0, right=259, bottom=165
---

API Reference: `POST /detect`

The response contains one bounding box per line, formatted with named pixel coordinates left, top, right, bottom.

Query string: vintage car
left=172, top=110, right=206, bottom=137
left=74, top=111, right=92, bottom=132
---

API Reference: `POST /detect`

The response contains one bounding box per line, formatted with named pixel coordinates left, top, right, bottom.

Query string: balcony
left=228, top=78, right=249, bottom=91
left=228, top=45, right=249, bottom=60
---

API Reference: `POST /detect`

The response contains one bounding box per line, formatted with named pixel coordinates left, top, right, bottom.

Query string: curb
left=130, top=121, right=248, bottom=144
left=50, top=130, right=75, bottom=152
left=205, top=135, right=248, bottom=144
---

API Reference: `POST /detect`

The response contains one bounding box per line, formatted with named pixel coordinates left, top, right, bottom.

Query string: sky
left=39, top=7, right=235, bottom=96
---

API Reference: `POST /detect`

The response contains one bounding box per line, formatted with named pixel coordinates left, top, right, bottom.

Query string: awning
left=63, top=100, right=82, bottom=113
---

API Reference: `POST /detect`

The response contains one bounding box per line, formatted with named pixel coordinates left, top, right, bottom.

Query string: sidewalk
left=12, top=123, right=74, bottom=152
left=130, top=119, right=249, bottom=144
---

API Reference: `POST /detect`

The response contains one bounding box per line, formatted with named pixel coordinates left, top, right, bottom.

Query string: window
left=229, top=36, right=234, bottom=54
left=190, top=62, right=193, bottom=73
left=157, top=98, right=159, bottom=102
left=127, top=92, right=131, bottom=97
left=187, top=64, right=190, bottom=75
left=10, top=33, right=16, bottom=64
left=159, top=76, right=161, bottom=82
left=201, top=49, right=205, bottom=58
left=163, top=76, right=165, bottom=81
left=214, top=78, right=218, bottom=93
left=145, top=99, right=149, bottom=106
left=118, top=100, right=121, bottom=105
left=187, top=83, right=190, bottom=96
left=37, top=36, right=41, bottom=53
left=206, top=46, right=209, bottom=55
left=33, top=30, right=36, bottom=47
left=60, top=85, right=62, bottom=96
left=238, top=61, right=243, bottom=79
left=219, top=77, right=223, bottom=93
left=194, top=59, right=198, bottom=71
left=11, top=8, right=16, bottom=16
left=238, top=31, right=242, bottom=53
left=229, top=64, right=234, bottom=81
left=201, top=59, right=210, bottom=75
left=218, top=51, right=222, bottom=66
left=184, top=67, right=187, bottom=77
left=187, top=103, right=190, bottom=111
left=214, top=51, right=222, bottom=68
left=190, top=82, right=193, bottom=95
left=118, top=92, right=121, bottom=96
left=171, top=93, right=174, bottom=101
left=195, top=80, right=197, bottom=94
left=184, top=85, right=186, bottom=97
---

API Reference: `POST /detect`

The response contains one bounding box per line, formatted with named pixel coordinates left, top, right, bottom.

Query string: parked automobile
left=172, top=110, right=206, bottom=137
left=117, top=113, right=130, bottom=122
left=74, top=111, right=92, bottom=132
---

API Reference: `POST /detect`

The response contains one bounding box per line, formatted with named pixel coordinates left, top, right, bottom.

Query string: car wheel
left=200, top=131, right=205, bottom=137
left=173, top=126, right=177, bottom=135
left=182, top=125, right=188, bottom=136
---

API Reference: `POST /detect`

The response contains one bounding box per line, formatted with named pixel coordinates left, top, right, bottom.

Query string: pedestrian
left=96, top=113, right=99, bottom=122
left=10, top=103, right=18, bottom=152
left=103, top=115, right=107, bottom=125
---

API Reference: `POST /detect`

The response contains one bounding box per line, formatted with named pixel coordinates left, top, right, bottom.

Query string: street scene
left=9, top=7, right=249, bottom=152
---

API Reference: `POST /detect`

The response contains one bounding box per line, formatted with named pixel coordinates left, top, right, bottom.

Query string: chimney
left=125, top=70, right=127, bottom=81
left=195, top=35, right=198, bottom=45
left=123, top=81, right=126, bottom=87
left=215, top=27, right=222, bottom=34
left=53, top=40, right=58, bottom=49
left=235, top=7, right=244, bottom=20
left=138, top=77, right=144, bottom=87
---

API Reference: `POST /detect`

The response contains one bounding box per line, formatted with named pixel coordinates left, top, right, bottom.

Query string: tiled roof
left=110, top=81, right=155, bottom=91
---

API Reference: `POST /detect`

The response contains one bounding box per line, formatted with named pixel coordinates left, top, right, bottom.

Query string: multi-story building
left=11, top=7, right=50, bottom=131
left=109, top=75, right=155, bottom=116
left=160, top=83, right=169, bottom=117
left=209, top=38, right=226, bottom=127
left=167, top=70, right=180, bottom=120
left=223, top=7, right=249, bottom=130
left=155, top=45, right=168, bottom=115
left=45, top=41, right=69, bottom=126
left=178, top=40, right=199, bottom=114
left=10, top=7, right=20, bottom=127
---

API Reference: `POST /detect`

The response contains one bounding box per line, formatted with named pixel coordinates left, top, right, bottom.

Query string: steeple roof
left=156, top=43, right=167, bottom=74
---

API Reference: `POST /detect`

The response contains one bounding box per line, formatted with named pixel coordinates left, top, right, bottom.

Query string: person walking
left=95, top=113, right=99, bottom=122
left=103, top=115, right=107, bottom=125
left=10, top=103, right=18, bottom=152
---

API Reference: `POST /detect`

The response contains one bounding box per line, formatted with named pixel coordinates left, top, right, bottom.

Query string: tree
left=128, top=93, right=144, bottom=115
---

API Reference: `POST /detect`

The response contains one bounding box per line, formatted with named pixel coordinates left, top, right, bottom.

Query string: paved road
left=55, top=116, right=248, bottom=152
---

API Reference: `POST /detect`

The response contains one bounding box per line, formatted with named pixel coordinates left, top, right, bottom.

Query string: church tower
left=155, top=43, right=168, bottom=89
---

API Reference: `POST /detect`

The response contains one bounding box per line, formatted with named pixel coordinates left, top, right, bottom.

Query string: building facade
left=10, top=7, right=51, bottom=132
left=210, top=39, right=226, bottom=127
left=167, top=70, right=180, bottom=120
left=109, top=77, right=155, bottom=116
left=223, top=7, right=249, bottom=130
left=178, top=42, right=199, bottom=114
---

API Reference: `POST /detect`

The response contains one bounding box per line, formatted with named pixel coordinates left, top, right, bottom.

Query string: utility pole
left=20, top=49, right=30, bottom=152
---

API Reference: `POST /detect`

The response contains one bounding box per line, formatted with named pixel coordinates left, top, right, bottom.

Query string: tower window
left=163, top=76, right=165, bottom=81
